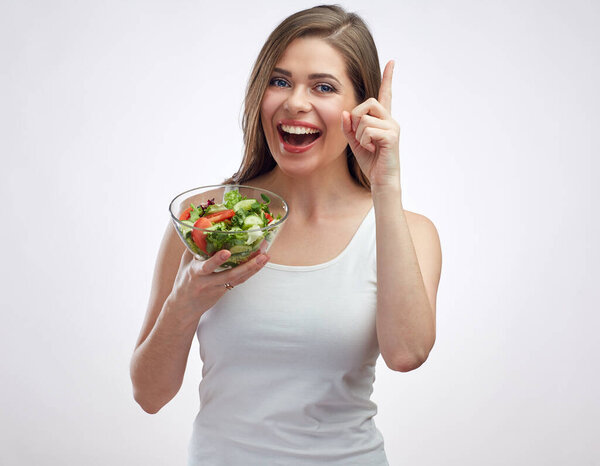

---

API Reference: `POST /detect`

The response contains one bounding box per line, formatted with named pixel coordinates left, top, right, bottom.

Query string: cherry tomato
left=179, top=207, right=193, bottom=221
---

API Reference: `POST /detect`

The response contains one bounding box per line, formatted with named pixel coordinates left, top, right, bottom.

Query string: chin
left=272, top=155, right=321, bottom=179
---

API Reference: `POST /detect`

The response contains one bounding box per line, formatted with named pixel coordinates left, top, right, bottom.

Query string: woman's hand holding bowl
left=165, top=249, right=269, bottom=325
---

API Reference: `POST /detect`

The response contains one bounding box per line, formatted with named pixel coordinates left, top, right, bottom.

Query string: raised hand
left=341, top=60, right=401, bottom=189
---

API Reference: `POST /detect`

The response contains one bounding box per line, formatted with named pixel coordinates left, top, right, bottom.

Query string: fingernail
left=220, top=250, right=230, bottom=260
left=256, top=255, right=267, bottom=265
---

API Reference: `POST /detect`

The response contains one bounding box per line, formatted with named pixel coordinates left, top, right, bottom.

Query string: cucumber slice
left=229, top=244, right=253, bottom=254
left=244, top=225, right=264, bottom=245
left=233, top=199, right=257, bottom=212
left=243, top=215, right=263, bottom=228
left=205, top=204, right=228, bottom=214
left=225, top=248, right=258, bottom=266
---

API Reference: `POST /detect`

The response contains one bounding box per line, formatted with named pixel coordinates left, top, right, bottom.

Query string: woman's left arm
left=371, top=184, right=441, bottom=372
left=342, top=61, right=442, bottom=372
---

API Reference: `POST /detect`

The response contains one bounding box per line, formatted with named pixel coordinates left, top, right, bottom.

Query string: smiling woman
left=130, top=4, right=442, bottom=466
left=258, top=36, right=360, bottom=174
left=223, top=5, right=383, bottom=188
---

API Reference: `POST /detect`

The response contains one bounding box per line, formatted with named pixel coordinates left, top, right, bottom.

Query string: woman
left=130, top=5, right=442, bottom=465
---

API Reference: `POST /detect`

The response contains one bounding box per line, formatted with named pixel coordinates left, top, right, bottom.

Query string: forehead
left=275, top=37, right=349, bottom=79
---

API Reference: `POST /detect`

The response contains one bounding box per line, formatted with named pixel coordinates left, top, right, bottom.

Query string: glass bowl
left=169, top=184, right=288, bottom=270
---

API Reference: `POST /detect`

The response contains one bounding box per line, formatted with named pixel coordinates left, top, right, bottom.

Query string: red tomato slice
left=264, top=212, right=273, bottom=222
left=204, top=209, right=235, bottom=223
left=191, top=217, right=212, bottom=254
left=179, top=207, right=193, bottom=221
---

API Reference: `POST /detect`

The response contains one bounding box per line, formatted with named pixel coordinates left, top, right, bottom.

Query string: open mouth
left=277, top=124, right=322, bottom=147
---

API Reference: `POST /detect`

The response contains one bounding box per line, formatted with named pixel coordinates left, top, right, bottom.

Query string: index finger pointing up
left=378, top=60, right=394, bottom=113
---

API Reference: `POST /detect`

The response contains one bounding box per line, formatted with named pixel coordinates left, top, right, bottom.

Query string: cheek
left=322, top=98, right=355, bottom=134
left=321, top=107, right=345, bottom=139
left=260, top=96, right=279, bottom=140
left=260, top=91, right=279, bottom=120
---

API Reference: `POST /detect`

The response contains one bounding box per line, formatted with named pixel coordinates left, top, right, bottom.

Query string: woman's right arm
left=129, top=223, right=269, bottom=414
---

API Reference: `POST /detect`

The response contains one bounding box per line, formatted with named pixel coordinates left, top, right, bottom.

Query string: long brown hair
left=223, top=4, right=382, bottom=189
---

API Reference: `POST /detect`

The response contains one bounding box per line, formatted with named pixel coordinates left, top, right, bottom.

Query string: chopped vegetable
left=176, top=189, right=282, bottom=267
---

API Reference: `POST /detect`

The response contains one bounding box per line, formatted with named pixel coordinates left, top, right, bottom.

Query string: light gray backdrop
left=1, top=0, right=598, bottom=464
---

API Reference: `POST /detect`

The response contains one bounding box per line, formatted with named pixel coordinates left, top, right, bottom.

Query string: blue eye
left=316, top=83, right=335, bottom=93
left=270, top=78, right=289, bottom=88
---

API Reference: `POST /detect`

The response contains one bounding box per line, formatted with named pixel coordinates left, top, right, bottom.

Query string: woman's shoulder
left=402, top=209, right=440, bottom=246
left=403, top=209, right=437, bottom=229
left=402, top=209, right=441, bottom=259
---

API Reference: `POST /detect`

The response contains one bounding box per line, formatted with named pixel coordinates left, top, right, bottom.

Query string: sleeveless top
left=187, top=206, right=389, bottom=465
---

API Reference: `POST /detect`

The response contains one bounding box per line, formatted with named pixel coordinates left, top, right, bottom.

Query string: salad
left=176, top=189, right=281, bottom=267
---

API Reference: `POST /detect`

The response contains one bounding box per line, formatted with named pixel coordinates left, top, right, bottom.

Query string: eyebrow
left=272, top=67, right=343, bottom=86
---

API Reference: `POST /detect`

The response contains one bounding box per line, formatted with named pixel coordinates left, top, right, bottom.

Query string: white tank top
left=187, top=206, right=389, bottom=465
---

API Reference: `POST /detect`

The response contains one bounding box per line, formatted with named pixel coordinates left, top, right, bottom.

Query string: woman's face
left=260, top=37, right=359, bottom=178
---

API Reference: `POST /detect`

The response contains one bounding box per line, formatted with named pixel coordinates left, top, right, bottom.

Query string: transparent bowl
left=169, top=184, right=288, bottom=271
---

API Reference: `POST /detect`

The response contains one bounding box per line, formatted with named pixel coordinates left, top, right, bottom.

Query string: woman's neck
left=252, top=163, right=371, bottom=221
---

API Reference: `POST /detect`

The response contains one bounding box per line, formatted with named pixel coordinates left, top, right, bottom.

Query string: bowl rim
left=169, top=184, right=289, bottom=232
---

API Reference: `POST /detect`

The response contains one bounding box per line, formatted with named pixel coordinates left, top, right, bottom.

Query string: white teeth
left=280, top=124, right=320, bottom=135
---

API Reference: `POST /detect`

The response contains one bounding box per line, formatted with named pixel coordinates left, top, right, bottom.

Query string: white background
left=1, top=0, right=598, bottom=464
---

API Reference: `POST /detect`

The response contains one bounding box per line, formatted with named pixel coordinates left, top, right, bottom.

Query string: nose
left=284, top=86, right=312, bottom=114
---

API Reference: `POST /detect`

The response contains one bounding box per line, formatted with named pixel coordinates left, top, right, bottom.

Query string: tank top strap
left=335, top=205, right=377, bottom=274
